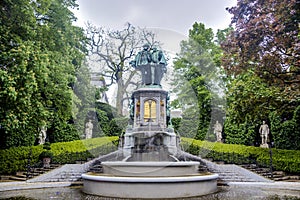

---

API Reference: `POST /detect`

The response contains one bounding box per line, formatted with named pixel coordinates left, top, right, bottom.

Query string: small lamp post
left=268, top=141, right=273, bottom=179
left=26, top=148, right=32, bottom=180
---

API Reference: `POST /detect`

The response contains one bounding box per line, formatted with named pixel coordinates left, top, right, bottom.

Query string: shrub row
left=0, top=136, right=118, bottom=174
left=181, top=138, right=300, bottom=174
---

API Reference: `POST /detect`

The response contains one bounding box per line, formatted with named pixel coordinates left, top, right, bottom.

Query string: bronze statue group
left=130, top=44, right=167, bottom=86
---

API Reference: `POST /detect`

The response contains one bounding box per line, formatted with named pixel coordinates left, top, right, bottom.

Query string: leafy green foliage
left=182, top=138, right=300, bottom=173
left=94, top=102, right=128, bottom=137
left=94, top=109, right=110, bottom=137
left=73, top=62, right=97, bottom=136
left=50, top=136, right=118, bottom=163
left=39, top=150, right=53, bottom=160
left=223, top=0, right=300, bottom=102
left=0, top=42, right=48, bottom=147
left=0, top=0, right=88, bottom=148
left=172, top=22, right=226, bottom=140
left=42, top=142, right=51, bottom=151
left=222, top=0, right=300, bottom=148
left=0, top=145, right=43, bottom=174
left=224, top=70, right=281, bottom=145
left=96, top=102, right=119, bottom=120
left=108, top=117, right=128, bottom=136
left=171, top=118, right=181, bottom=133
left=269, top=106, right=300, bottom=150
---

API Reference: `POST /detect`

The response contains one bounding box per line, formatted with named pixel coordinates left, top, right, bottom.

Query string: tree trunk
left=116, top=79, right=125, bottom=115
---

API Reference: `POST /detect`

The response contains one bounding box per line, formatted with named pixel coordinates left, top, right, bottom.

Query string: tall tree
left=222, top=0, right=300, bottom=111
left=172, top=22, right=226, bottom=140
left=73, top=61, right=96, bottom=138
left=86, top=23, right=159, bottom=115
left=0, top=0, right=87, bottom=148
left=221, top=0, right=300, bottom=147
left=35, top=0, right=87, bottom=143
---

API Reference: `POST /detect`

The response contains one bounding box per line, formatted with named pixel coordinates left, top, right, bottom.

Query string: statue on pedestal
left=85, top=120, right=93, bottom=139
left=151, top=47, right=167, bottom=85
left=38, top=126, right=47, bottom=145
left=213, top=121, right=223, bottom=142
left=130, top=44, right=167, bottom=86
left=259, top=120, right=269, bottom=147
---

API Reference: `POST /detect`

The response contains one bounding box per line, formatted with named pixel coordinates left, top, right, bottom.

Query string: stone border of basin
left=82, top=173, right=219, bottom=199
left=101, top=161, right=200, bottom=176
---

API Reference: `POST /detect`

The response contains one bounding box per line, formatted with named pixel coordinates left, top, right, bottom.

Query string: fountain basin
left=101, top=161, right=200, bottom=176
left=82, top=173, right=219, bottom=199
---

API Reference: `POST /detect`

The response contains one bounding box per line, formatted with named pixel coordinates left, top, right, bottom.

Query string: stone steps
left=240, top=164, right=300, bottom=182
left=26, top=164, right=85, bottom=183
left=9, top=176, right=27, bottom=181
left=211, top=170, right=257, bottom=182
left=27, top=151, right=120, bottom=183
left=88, top=164, right=103, bottom=173
left=212, top=169, right=268, bottom=183
left=48, top=167, right=84, bottom=182
left=5, top=151, right=295, bottom=185
left=0, top=164, right=61, bottom=182
left=180, top=152, right=272, bottom=183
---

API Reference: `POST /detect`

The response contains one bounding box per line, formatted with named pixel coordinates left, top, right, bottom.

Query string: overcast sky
left=73, top=0, right=237, bottom=36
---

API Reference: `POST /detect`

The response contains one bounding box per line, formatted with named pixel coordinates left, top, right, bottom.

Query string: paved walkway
left=0, top=181, right=72, bottom=192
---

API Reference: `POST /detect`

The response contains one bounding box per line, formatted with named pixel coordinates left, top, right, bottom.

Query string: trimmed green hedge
left=181, top=138, right=300, bottom=174
left=0, top=136, right=118, bottom=174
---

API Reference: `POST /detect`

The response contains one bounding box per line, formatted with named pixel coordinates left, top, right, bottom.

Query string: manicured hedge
left=0, top=136, right=118, bottom=174
left=181, top=138, right=300, bottom=174
left=0, top=145, right=43, bottom=175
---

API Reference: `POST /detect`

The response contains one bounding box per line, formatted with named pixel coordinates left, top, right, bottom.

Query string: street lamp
left=268, top=141, right=273, bottom=179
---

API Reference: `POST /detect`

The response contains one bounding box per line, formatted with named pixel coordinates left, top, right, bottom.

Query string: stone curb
left=0, top=182, right=72, bottom=192
left=228, top=181, right=300, bottom=190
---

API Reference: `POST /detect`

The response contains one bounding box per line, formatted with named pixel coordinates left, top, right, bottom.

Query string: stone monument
left=213, top=120, right=223, bottom=142
left=121, top=44, right=176, bottom=161
left=38, top=126, right=47, bottom=145
left=259, top=120, right=269, bottom=148
left=85, top=120, right=93, bottom=139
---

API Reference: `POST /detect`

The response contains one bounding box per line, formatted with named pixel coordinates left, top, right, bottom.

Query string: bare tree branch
left=86, top=23, right=159, bottom=114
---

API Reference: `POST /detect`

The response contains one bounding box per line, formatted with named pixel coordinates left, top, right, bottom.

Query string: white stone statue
left=259, top=120, right=269, bottom=147
left=85, top=120, right=93, bottom=139
left=213, top=121, right=223, bottom=142
left=38, top=126, right=47, bottom=145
